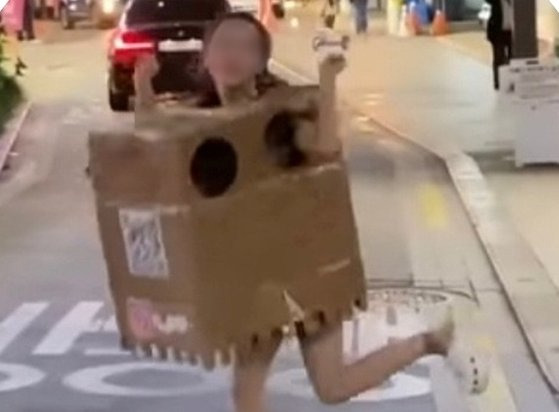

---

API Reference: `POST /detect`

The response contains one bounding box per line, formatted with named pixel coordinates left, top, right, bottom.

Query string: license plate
left=158, top=39, right=202, bottom=53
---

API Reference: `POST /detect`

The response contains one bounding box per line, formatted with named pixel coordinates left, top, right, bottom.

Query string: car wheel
left=272, top=3, right=285, bottom=19
left=60, top=7, right=75, bottom=29
left=109, top=88, right=130, bottom=112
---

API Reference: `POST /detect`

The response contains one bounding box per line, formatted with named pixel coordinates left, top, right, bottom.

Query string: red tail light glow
left=111, top=30, right=155, bottom=66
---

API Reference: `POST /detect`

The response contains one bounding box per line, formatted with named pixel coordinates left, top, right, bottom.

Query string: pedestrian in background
left=486, top=0, right=513, bottom=90
left=321, top=0, right=340, bottom=29
left=351, top=0, right=369, bottom=34
left=18, top=0, right=36, bottom=41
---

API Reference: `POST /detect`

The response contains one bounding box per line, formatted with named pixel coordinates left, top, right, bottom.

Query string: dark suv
left=107, top=0, right=230, bottom=111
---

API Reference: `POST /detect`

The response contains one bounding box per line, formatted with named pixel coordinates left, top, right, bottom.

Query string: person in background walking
left=321, top=0, right=340, bottom=29
left=17, top=0, right=36, bottom=41
left=486, top=0, right=513, bottom=90
left=351, top=0, right=369, bottom=34
left=23, top=0, right=36, bottom=40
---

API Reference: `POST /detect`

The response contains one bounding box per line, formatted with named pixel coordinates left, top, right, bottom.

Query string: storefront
left=340, top=0, right=484, bottom=22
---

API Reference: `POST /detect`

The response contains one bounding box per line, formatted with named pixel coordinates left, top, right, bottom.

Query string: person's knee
left=310, top=376, right=350, bottom=405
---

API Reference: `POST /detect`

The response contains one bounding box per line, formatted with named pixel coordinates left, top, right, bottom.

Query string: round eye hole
left=265, top=112, right=307, bottom=169
left=190, top=138, right=238, bottom=198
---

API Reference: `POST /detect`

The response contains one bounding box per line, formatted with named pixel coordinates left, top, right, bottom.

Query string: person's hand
left=313, top=31, right=349, bottom=76
left=135, top=54, right=160, bottom=80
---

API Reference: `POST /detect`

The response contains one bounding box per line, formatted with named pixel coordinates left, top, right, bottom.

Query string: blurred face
left=204, top=19, right=265, bottom=89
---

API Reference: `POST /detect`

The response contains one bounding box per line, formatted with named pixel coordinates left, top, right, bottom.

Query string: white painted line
left=430, top=357, right=471, bottom=412
left=33, top=301, right=104, bottom=355
left=84, top=347, right=132, bottom=357
left=0, top=363, right=46, bottom=393
left=63, top=362, right=229, bottom=397
left=269, top=368, right=431, bottom=402
left=0, top=302, right=49, bottom=355
left=102, top=315, right=118, bottom=332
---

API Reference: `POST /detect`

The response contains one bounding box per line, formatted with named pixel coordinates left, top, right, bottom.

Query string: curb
left=271, top=58, right=559, bottom=395
left=0, top=101, right=32, bottom=175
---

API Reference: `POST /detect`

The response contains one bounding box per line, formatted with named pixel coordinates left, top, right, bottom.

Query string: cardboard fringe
left=121, top=297, right=363, bottom=369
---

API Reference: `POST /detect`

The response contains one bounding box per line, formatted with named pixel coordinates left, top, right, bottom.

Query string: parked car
left=58, top=0, right=125, bottom=29
left=107, top=0, right=230, bottom=111
left=478, top=2, right=490, bottom=29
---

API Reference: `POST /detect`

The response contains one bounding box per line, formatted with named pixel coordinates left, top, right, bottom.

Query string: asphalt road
left=0, top=21, right=555, bottom=412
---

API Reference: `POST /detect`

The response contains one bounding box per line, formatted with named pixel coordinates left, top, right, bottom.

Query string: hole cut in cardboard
left=190, top=137, right=238, bottom=197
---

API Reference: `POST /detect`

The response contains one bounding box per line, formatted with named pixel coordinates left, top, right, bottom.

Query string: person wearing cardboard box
left=128, top=12, right=461, bottom=412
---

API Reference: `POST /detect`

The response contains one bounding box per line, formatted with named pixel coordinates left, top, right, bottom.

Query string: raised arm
left=315, top=35, right=347, bottom=155
left=133, top=54, right=160, bottom=110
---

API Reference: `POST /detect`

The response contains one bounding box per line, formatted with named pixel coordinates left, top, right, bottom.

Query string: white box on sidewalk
left=499, top=58, right=559, bottom=167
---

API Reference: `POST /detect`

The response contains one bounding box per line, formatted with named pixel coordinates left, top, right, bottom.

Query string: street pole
left=512, top=0, right=538, bottom=58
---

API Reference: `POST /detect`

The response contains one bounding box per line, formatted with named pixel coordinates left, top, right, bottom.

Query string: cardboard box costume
left=89, top=85, right=367, bottom=369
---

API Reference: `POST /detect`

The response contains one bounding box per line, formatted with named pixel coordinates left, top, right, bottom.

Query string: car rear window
left=126, top=0, right=229, bottom=25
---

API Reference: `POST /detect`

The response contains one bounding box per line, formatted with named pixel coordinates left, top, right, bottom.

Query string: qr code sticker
left=119, top=209, right=169, bottom=279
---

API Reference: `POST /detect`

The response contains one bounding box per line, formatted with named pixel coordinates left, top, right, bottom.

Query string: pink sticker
left=127, top=298, right=156, bottom=341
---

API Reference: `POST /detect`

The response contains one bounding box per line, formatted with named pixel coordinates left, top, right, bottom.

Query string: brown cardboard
left=89, top=85, right=366, bottom=369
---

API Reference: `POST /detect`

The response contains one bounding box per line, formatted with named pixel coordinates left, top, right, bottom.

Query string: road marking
left=0, top=300, right=465, bottom=403
left=34, top=301, right=104, bottom=355
left=0, top=302, right=49, bottom=355
left=269, top=368, right=431, bottom=402
left=63, top=362, right=229, bottom=397
left=418, top=183, right=448, bottom=229
left=0, top=363, right=46, bottom=392
left=84, top=348, right=132, bottom=357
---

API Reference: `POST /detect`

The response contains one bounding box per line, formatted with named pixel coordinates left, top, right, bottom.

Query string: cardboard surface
left=90, top=86, right=366, bottom=368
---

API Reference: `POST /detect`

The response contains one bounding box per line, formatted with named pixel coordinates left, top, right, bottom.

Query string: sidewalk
left=435, top=30, right=559, bottom=292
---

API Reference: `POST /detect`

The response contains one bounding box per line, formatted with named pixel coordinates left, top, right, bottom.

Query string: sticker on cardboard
left=119, top=209, right=169, bottom=279
left=127, top=298, right=190, bottom=341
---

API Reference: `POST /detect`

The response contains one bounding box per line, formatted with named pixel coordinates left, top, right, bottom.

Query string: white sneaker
left=421, top=301, right=490, bottom=395
left=447, top=340, right=491, bottom=395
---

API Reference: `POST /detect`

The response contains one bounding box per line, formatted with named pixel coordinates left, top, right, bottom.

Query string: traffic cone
left=430, top=9, right=449, bottom=36
left=398, top=5, right=411, bottom=37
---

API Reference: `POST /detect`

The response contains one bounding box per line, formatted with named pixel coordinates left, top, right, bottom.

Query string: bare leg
left=298, top=319, right=453, bottom=404
left=232, top=334, right=282, bottom=412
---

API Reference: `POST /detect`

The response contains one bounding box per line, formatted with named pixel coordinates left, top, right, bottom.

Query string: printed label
left=119, top=209, right=169, bottom=279
left=127, top=298, right=190, bottom=341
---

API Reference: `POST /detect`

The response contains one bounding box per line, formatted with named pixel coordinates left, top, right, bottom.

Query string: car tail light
left=111, top=30, right=155, bottom=66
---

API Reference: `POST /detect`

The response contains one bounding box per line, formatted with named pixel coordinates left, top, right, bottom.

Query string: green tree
left=0, top=27, right=23, bottom=131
